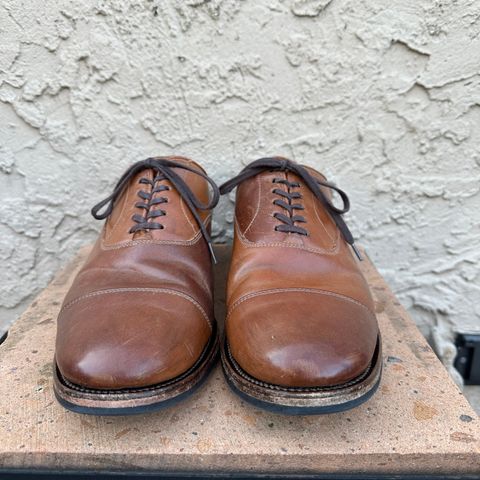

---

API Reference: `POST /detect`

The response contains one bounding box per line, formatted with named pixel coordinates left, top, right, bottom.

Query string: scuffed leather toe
left=226, top=290, right=378, bottom=388
left=56, top=290, right=211, bottom=390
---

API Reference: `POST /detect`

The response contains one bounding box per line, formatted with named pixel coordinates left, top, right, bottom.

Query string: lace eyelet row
left=129, top=176, right=170, bottom=234
left=271, top=177, right=308, bottom=236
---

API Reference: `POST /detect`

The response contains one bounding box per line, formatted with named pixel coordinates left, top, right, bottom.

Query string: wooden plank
left=0, top=245, right=478, bottom=476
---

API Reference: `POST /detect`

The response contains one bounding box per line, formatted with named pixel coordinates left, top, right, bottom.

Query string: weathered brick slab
left=0, top=245, right=478, bottom=476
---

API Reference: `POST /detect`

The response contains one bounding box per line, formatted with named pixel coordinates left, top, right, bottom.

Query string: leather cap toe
left=226, top=290, right=378, bottom=388
left=56, top=290, right=211, bottom=390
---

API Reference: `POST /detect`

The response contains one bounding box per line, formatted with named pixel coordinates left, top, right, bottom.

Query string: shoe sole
left=221, top=335, right=382, bottom=415
left=53, top=325, right=219, bottom=416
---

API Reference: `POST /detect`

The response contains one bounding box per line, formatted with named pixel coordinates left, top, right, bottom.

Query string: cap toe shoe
left=221, top=158, right=382, bottom=413
left=54, top=157, right=219, bottom=414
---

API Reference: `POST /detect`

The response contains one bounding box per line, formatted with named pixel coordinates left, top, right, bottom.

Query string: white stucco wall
left=1, top=0, right=479, bottom=375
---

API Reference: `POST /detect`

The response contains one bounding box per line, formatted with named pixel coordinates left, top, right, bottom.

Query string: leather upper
left=225, top=161, right=379, bottom=388
left=55, top=157, right=215, bottom=390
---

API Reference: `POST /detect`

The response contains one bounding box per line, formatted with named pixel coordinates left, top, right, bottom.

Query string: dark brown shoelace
left=91, top=157, right=220, bottom=262
left=219, top=157, right=362, bottom=260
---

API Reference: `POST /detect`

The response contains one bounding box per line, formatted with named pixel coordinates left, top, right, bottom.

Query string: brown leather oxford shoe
left=54, top=156, right=220, bottom=415
left=219, top=157, right=382, bottom=414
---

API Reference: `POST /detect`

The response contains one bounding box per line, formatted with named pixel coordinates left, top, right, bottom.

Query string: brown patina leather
left=224, top=158, right=379, bottom=388
left=55, top=156, right=216, bottom=390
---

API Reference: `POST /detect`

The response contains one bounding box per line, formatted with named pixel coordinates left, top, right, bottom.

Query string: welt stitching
left=226, top=342, right=374, bottom=392
left=61, top=288, right=212, bottom=328
left=57, top=330, right=217, bottom=395
left=227, top=288, right=375, bottom=320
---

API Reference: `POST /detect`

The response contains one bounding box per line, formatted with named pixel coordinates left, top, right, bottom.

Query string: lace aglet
left=352, top=243, right=363, bottom=261
left=208, top=242, right=218, bottom=264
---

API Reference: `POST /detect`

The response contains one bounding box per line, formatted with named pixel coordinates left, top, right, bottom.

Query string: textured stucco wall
left=1, top=0, right=479, bottom=376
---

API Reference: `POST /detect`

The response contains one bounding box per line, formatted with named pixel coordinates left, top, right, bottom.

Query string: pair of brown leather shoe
left=54, top=156, right=382, bottom=415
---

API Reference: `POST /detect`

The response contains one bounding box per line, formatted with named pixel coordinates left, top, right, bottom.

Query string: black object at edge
left=454, top=333, right=480, bottom=385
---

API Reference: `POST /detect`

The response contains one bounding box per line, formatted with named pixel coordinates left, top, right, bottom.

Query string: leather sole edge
left=221, top=334, right=383, bottom=415
left=53, top=326, right=219, bottom=416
